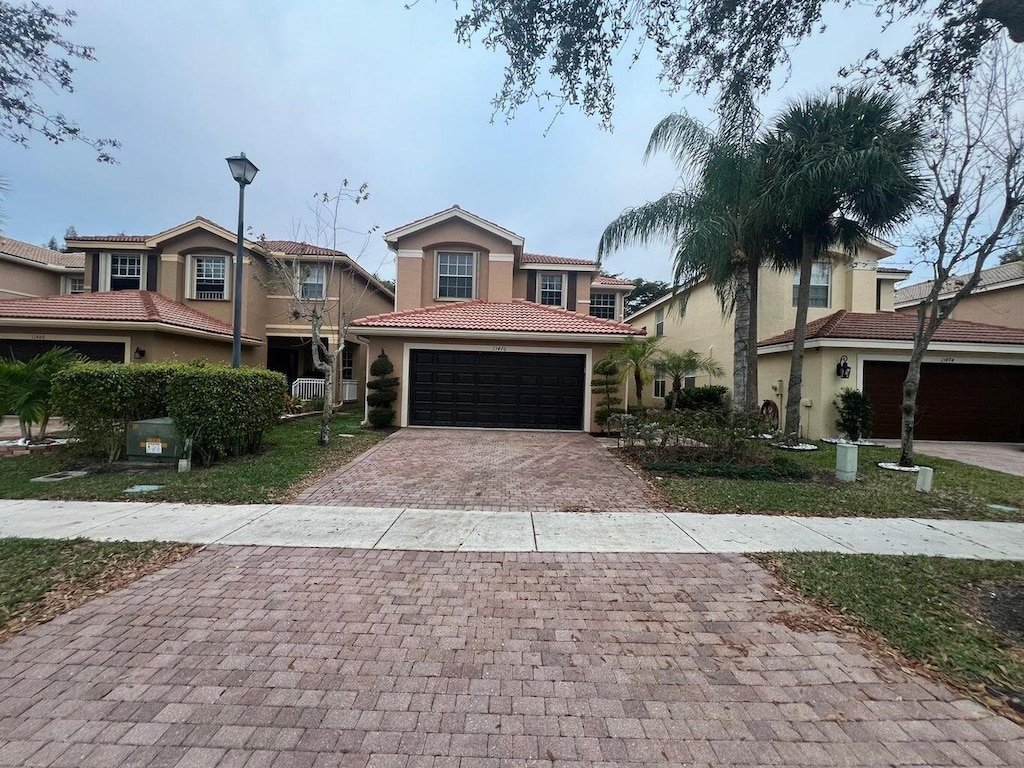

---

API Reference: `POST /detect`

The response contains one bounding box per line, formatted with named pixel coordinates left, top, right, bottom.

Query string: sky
left=1, top=1, right=921, bottom=284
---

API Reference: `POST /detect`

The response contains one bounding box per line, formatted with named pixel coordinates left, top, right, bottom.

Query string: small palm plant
left=0, top=348, right=79, bottom=442
left=655, top=349, right=725, bottom=407
left=611, top=336, right=661, bottom=407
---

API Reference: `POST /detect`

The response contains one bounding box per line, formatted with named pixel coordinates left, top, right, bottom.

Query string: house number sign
left=492, top=346, right=509, bottom=352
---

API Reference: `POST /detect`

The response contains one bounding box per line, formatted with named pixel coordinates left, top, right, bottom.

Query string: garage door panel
left=863, top=361, right=1024, bottom=442
left=409, top=349, right=586, bottom=430
left=0, top=339, right=125, bottom=362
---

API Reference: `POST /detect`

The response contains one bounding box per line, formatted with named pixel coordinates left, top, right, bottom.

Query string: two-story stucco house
left=627, top=240, right=1024, bottom=442
left=0, top=217, right=394, bottom=404
left=350, top=206, right=640, bottom=431
left=895, top=260, right=1024, bottom=330
left=0, top=237, right=86, bottom=300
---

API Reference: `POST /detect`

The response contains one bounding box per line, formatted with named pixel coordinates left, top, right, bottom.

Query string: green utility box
left=126, top=417, right=185, bottom=463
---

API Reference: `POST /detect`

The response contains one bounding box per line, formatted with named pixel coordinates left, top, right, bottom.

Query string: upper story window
left=300, top=263, right=326, bottom=300
left=63, top=275, right=85, bottom=295
left=437, top=251, right=475, bottom=299
left=539, top=273, right=566, bottom=307
left=590, top=292, right=617, bottom=320
left=655, top=308, right=665, bottom=337
left=794, top=260, right=832, bottom=308
left=110, top=254, right=142, bottom=290
left=193, top=255, right=227, bottom=300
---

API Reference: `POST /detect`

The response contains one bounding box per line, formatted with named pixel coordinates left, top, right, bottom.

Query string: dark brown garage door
left=409, top=349, right=586, bottom=430
left=0, top=338, right=125, bottom=363
left=863, top=360, right=1024, bottom=442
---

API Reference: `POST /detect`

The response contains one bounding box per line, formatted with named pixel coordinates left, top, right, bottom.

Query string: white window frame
left=794, top=260, right=832, bottom=308
left=436, top=251, right=476, bottom=300
left=341, top=346, right=354, bottom=380
left=655, top=308, right=665, bottom=337
left=62, top=275, right=85, bottom=295
left=299, top=262, right=327, bottom=300
left=654, top=373, right=667, bottom=398
left=590, top=292, right=618, bottom=320
left=186, top=254, right=230, bottom=301
left=539, top=272, right=567, bottom=308
left=97, top=253, right=147, bottom=292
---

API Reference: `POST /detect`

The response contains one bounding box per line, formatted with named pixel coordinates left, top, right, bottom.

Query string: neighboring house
left=0, top=237, right=85, bottom=299
left=0, top=217, right=394, bottom=403
left=894, top=260, right=1024, bottom=329
left=350, top=205, right=639, bottom=431
left=628, top=240, right=1024, bottom=442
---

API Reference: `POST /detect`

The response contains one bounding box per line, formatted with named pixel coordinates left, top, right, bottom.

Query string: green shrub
left=166, top=366, right=286, bottom=464
left=366, top=351, right=398, bottom=429
left=673, top=385, right=729, bottom=412
left=835, top=387, right=873, bottom=441
left=591, top=357, right=622, bottom=432
left=51, top=363, right=180, bottom=462
left=643, top=456, right=812, bottom=481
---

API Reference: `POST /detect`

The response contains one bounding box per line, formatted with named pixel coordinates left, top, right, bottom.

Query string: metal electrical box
left=126, top=417, right=184, bottom=462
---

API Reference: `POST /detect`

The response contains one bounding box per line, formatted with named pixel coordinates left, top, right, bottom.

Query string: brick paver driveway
left=295, top=429, right=664, bottom=511
left=2, top=547, right=1021, bottom=767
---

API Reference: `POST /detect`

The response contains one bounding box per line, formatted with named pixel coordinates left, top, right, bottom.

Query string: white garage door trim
left=400, top=342, right=594, bottom=431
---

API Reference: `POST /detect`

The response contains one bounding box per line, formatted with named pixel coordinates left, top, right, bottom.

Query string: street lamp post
left=226, top=152, right=259, bottom=367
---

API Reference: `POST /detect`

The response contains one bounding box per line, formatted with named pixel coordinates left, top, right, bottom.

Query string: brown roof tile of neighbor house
left=68, top=234, right=148, bottom=243
left=261, top=240, right=348, bottom=257
left=0, top=290, right=261, bottom=341
left=896, top=261, right=1024, bottom=305
left=593, top=275, right=636, bottom=287
left=759, top=309, right=1024, bottom=347
left=521, top=252, right=597, bottom=266
left=0, top=237, right=85, bottom=269
left=352, top=300, right=644, bottom=335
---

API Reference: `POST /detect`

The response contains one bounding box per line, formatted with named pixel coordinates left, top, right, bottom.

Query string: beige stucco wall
left=393, top=220, right=517, bottom=310
left=897, top=284, right=1024, bottom=330
left=359, top=334, right=626, bottom=432
left=626, top=243, right=902, bottom=409
left=0, top=260, right=67, bottom=299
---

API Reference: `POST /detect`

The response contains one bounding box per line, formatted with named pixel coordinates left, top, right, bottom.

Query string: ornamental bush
left=591, top=357, right=622, bottom=433
left=834, top=387, right=873, bottom=442
left=51, top=363, right=180, bottom=462
left=166, top=366, right=286, bottom=464
left=366, top=351, right=398, bottom=429
left=672, top=384, right=729, bottom=412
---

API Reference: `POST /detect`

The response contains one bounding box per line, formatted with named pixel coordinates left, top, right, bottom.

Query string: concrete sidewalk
left=2, top=499, right=1023, bottom=558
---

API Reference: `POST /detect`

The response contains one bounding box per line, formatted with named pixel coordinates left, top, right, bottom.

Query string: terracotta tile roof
left=0, top=290, right=260, bottom=341
left=261, top=240, right=348, bottom=257
left=896, top=261, right=1024, bottom=304
left=521, top=252, right=597, bottom=266
left=68, top=233, right=148, bottom=243
left=759, top=310, right=1024, bottom=347
left=0, top=237, right=85, bottom=269
left=593, top=275, right=635, bottom=287
left=353, top=300, right=643, bottom=335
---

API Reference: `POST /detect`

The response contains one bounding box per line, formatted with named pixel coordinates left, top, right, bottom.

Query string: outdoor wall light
left=133, top=347, right=146, bottom=360
left=225, top=152, right=259, bottom=367
left=836, top=355, right=852, bottom=379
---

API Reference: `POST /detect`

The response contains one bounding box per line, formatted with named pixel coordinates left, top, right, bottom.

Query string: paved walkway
left=3, top=500, right=1024, bottom=558
left=902, top=441, right=1024, bottom=478
left=294, top=429, right=665, bottom=511
left=1, top=547, right=1021, bottom=767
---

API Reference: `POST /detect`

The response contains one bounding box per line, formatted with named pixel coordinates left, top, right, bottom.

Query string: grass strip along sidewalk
left=0, top=411, right=386, bottom=504
left=761, top=552, right=1024, bottom=722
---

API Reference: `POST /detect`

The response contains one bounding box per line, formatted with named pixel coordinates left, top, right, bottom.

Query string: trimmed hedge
left=51, top=362, right=286, bottom=464
left=642, top=457, right=812, bottom=481
left=665, top=384, right=729, bottom=412
left=51, top=363, right=180, bottom=462
left=366, top=351, right=398, bottom=429
left=167, top=366, right=286, bottom=464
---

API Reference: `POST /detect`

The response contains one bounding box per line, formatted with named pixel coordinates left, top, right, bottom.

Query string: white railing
left=291, top=378, right=325, bottom=400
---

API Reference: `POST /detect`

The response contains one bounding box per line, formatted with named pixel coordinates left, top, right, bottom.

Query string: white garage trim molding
left=399, top=342, right=594, bottom=431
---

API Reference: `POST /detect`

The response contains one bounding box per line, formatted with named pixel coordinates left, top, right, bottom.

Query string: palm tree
left=0, top=348, right=78, bottom=442
left=655, top=349, right=725, bottom=398
left=611, top=336, right=662, bottom=407
left=598, top=111, right=785, bottom=413
left=761, top=88, right=926, bottom=439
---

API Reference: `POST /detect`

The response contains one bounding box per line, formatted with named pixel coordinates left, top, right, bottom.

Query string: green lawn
left=0, top=411, right=387, bottom=503
left=0, top=537, right=195, bottom=641
left=658, top=442, right=1024, bottom=521
left=761, top=553, right=1024, bottom=717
